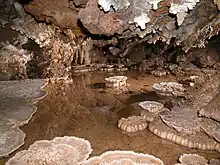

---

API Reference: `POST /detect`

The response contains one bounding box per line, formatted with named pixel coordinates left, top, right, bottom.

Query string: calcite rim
left=118, top=116, right=148, bottom=133
left=138, top=100, right=164, bottom=113
left=82, top=150, right=164, bottom=165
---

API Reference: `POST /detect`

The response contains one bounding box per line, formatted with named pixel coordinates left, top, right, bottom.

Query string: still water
left=1, top=71, right=219, bottom=164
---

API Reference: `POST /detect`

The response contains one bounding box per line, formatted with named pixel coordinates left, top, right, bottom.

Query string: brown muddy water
left=0, top=71, right=219, bottom=165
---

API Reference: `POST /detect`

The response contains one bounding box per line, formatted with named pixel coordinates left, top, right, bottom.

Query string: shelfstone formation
left=152, top=82, right=185, bottom=97
left=0, top=79, right=47, bottom=157
left=105, top=76, right=127, bottom=87
left=175, top=153, right=208, bottom=165
left=116, top=72, right=220, bottom=153
left=6, top=136, right=93, bottom=165
left=6, top=136, right=165, bottom=165
left=138, top=100, right=168, bottom=122
left=118, top=116, right=148, bottom=133
left=149, top=116, right=220, bottom=152
left=140, top=107, right=169, bottom=122
left=138, top=101, right=164, bottom=113
left=82, top=150, right=164, bottom=165
left=175, top=153, right=220, bottom=165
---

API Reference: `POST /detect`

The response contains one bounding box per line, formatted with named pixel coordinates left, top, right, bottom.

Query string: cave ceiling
left=19, top=0, right=220, bottom=52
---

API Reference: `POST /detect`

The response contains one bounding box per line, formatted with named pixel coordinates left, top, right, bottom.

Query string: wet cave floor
left=1, top=71, right=219, bottom=164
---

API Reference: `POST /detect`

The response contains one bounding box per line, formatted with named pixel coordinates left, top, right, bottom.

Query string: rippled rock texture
left=115, top=69, right=220, bottom=153
left=148, top=71, right=220, bottom=152
left=118, top=116, right=148, bottom=133
left=149, top=116, right=220, bottom=152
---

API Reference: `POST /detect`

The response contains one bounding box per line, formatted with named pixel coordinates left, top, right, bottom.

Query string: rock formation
left=149, top=116, right=220, bottom=152
left=198, top=117, right=220, bottom=143
left=78, top=0, right=220, bottom=52
left=176, top=153, right=220, bottom=165
left=0, top=42, right=33, bottom=79
left=159, top=106, right=201, bottom=135
left=138, top=101, right=168, bottom=122
left=138, top=101, right=164, bottom=113
left=6, top=136, right=92, bottom=165
left=82, top=150, right=164, bottom=165
left=0, top=79, right=47, bottom=157
left=118, top=116, right=148, bottom=133
left=152, top=82, right=186, bottom=97
left=148, top=71, right=220, bottom=152
left=115, top=69, right=220, bottom=152
left=199, top=92, right=220, bottom=122
left=0, top=0, right=219, bottom=80
left=105, top=76, right=127, bottom=87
